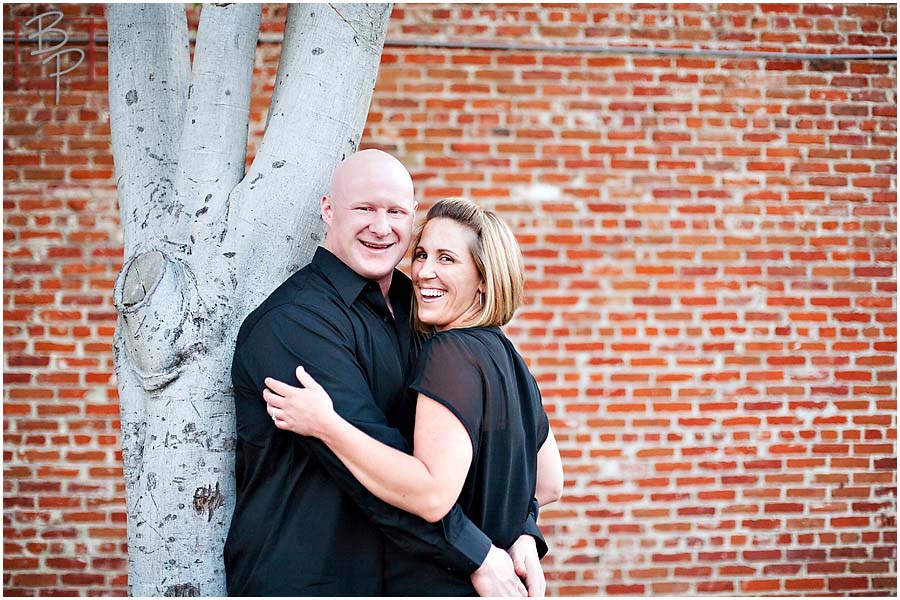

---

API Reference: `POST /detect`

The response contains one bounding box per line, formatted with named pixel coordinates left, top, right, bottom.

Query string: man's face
left=322, top=168, right=416, bottom=289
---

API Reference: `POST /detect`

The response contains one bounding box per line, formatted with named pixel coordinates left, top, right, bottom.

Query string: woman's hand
left=264, top=366, right=337, bottom=438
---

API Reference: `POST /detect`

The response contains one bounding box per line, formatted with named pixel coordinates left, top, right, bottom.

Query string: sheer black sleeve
left=409, top=332, right=484, bottom=452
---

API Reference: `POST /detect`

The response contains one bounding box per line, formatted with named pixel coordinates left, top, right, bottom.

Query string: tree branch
left=107, top=4, right=190, bottom=260
left=176, top=4, right=261, bottom=261
left=228, top=3, right=393, bottom=317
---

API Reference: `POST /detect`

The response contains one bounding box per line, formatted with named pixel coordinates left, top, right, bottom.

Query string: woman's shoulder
left=421, top=328, right=469, bottom=354
left=418, top=328, right=500, bottom=369
left=423, top=326, right=501, bottom=351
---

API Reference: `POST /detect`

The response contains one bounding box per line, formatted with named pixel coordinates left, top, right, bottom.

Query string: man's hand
left=508, top=534, right=546, bottom=597
left=470, top=545, right=527, bottom=597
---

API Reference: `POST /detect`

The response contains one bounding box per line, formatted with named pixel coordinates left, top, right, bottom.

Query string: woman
left=263, top=198, right=564, bottom=596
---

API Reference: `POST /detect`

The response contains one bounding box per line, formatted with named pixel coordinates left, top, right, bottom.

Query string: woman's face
left=411, top=218, right=484, bottom=331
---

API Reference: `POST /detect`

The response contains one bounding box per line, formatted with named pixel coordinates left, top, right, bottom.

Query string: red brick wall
left=4, top=3, right=897, bottom=596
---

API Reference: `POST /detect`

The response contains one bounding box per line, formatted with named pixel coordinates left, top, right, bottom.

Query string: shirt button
left=383, top=317, right=389, bottom=323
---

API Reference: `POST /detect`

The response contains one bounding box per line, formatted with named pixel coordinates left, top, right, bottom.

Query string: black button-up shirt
left=224, top=247, right=492, bottom=596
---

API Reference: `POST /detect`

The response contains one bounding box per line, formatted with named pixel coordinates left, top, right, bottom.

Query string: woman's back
left=384, top=326, right=549, bottom=596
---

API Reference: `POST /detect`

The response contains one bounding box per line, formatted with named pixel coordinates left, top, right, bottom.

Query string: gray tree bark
left=107, top=3, right=392, bottom=595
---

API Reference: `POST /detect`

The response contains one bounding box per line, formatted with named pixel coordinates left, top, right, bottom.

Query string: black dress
left=384, top=326, right=550, bottom=596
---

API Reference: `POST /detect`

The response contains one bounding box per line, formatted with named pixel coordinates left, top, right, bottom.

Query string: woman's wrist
left=316, top=409, right=345, bottom=443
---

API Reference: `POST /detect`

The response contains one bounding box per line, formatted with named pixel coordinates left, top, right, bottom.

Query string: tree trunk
left=107, top=3, right=392, bottom=595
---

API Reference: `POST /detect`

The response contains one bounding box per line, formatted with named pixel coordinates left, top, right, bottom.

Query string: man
left=225, top=150, right=546, bottom=596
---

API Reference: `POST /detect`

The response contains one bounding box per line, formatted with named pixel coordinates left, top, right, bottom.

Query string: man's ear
left=321, top=195, right=333, bottom=225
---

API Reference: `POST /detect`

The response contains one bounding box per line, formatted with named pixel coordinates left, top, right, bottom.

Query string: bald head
left=320, top=149, right=418, bottom=294
left=328, top=149, right=414, bottom=205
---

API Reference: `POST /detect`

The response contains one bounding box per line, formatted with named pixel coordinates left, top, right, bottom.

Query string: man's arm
left=236, top=306, right=496, bottom=575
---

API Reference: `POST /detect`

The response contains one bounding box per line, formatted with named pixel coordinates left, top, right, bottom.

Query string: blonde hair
left=412, top=198, right=524, bottom=332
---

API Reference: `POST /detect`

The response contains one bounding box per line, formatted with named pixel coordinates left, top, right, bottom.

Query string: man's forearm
left=289, top=431, right=491, bottom=574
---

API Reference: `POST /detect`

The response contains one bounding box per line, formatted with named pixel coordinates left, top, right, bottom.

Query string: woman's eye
left=440, top=255, right=453, bottom=263
left=414, top=251, right=426, bottom=260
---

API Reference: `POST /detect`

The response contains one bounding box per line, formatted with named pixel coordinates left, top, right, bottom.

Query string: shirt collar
left=312, top=246, right=411, bottom=309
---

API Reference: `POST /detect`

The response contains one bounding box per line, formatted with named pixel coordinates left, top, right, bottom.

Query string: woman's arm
left=535, top=427, right=563, bottom=506
left=264, top=366, right=472, bottom=523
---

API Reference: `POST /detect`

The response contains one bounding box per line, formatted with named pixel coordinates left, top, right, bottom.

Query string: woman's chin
left=418, top=314, right=448, bottom=331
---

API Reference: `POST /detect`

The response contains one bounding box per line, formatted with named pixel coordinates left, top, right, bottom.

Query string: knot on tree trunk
left=114, top=250, right=205, bottom=391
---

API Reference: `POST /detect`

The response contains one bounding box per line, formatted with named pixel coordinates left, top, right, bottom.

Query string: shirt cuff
left=522, top=512, right=548, bottom=558
left=443, top=514, right=491, bottom=575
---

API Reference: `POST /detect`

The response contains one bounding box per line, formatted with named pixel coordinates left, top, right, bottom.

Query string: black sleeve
left=528, top=373, right=550, bottom=556
left=522, top=501, right=548, bottom=558
left=408, top=333, right=484, bottom=453
left=234, top=305, right=491, bottom=574
left=537, top=404, right=550, bottom=447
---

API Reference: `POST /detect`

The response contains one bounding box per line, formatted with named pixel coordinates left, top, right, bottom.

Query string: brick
left=11, top=574, right=58, bottom=587
left=786, top=578, right=827, bottom=591
left=741, top=579, right=781, bottom=592
left=60, top=573, right=105, bottom=585
left=45, top=557, right=89, bottom=570
left=828, top=577, right=869, bottom=591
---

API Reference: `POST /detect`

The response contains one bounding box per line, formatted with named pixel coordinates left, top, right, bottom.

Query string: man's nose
left=369, top=211, right=390, bottom=236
